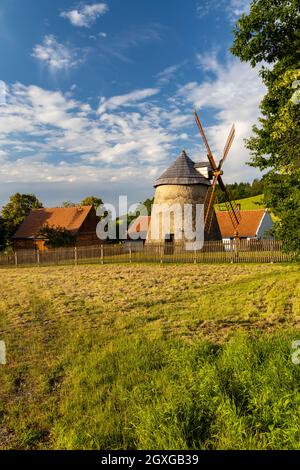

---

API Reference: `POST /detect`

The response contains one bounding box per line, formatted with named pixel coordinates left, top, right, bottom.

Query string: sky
left=0, top=0, right=266, bottom=209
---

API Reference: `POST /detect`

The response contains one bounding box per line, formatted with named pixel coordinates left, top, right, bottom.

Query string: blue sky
left=0, top=0, right=265, bottom=208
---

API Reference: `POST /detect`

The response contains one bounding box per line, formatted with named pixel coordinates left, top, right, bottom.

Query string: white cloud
left=179, top=56, right=265, bottom=181
left=196, top=0, right=250, bottom=22
left=196, top=50, right=219, bottom=73
left=32, top=35, right=82, bottom=71
left=156, top=63, right=184, bottom=85
left=0, top=149, right=6, bottom=161
left=0, top=50, right=265, bottom=206
left=98, top=88, right=160, bottom=114
left=90, top=31, right=108, bottom=40
left=0, top=83, right=183, bottom=201
left=0, top=80, right=6, bottom=105
left=227, top=0, right=250, bottom=20
left=61, top=3, right=109, bottom=28
left=196, top=0, right=221, bottom=19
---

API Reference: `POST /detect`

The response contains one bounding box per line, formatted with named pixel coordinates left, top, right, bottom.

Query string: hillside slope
left=216, top=194, right=278, bottom=222
left=216, top=194, right=265, bottom=211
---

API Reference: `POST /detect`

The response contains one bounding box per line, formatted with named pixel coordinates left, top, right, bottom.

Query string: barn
left=13, top=206, right=100, bottom=250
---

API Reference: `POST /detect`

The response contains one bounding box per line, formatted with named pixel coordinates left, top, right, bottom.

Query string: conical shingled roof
left=154, top=150, right=209, bottom=187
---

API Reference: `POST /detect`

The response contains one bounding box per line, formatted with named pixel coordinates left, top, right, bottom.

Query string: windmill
left=194, top=111, right=241, bottom=235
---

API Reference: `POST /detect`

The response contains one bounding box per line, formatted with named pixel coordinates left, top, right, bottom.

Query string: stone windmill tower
left=146, top=112, right=241, bottom=249
left=146, top=150, right=221, bottom=247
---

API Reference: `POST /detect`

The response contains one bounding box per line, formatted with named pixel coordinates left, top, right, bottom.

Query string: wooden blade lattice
left=203, top=179, right=217, bottom=233
left=218, top=124, right=235, bottom=170
left=221, top=183, right=241, bottom=230
left=194, top=111, right=241, bottom=234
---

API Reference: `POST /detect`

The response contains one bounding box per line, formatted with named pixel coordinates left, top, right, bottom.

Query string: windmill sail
left=194, top=111, right=241, bottom=235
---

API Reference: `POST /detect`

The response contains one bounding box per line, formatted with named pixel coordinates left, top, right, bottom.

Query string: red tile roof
left=13, top=206, right=93, bottom=239
left=216, top=210, right=266, bottom=238
left=128, top=216, right=151, bottom=235
left=127, top=211, right=266, bottom=239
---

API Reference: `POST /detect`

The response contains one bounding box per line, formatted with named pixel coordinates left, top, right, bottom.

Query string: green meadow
left=0, top=263, right=299, bottom=449
left=216, top=194, right=265, bottom=211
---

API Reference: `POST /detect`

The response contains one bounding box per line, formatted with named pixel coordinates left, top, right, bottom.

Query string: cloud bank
left=1, top=54, right=265, bottom=205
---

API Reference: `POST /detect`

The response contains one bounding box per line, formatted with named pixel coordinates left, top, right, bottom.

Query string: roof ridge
left=33, top=205, right=92, bottom=210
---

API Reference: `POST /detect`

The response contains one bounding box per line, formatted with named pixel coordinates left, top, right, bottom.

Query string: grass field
left=0, top=263, right=300, bottom=449
left=216, top=194, right=265, bottom=211
left=216, top=194, right=279, bottom=222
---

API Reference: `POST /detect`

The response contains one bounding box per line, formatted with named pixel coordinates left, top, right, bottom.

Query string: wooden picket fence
left=0, top=240, right=294, bottom=267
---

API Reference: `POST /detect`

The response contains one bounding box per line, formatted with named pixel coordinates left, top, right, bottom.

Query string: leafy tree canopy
left=138, top=198, right=154, bottom=216
left=0, top=216, right=7, bottom=249
left=2, top=193, right=43, bottom=239
left=81, top=196, right=104, bottom=210
left=61, top=201, right=76, bottom=208
left=231, top=0, right=300, bottom=252
left=38, top=224, right=75, bottom=248
left=231, top=0, right=299, bottom=66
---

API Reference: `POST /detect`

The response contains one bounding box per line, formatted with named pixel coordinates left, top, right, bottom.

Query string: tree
left=0, top=216, right=7, bottom=250
left=263, top=172, right=300, bottom=249
left=231, top=0, right=299, bottom=66
left=38, top=224, right=75, bottom=248
left=215, top=178, right=265, bottom=203
left=138, top=198, right=154, bottom=216
left=2, top=193, right=43, bottom=239
left=81, top=196, right=103, bottom=210
left=61, top=201, right=76, bottom=207
left=231, top=0, right=300, bottom=252
left=251, top=178, right=265, bottom=196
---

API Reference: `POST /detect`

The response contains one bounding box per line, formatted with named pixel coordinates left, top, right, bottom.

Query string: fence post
left=235, top=239, right=240, bottom=263
left=160, top=244, right=163, bottom=264
left=129, top=242, right=132, bottom=263
left=230, top=240, right=234, bottom=263
left=74, top=246, right=78, bottom=266
left=14, top=251, right=18, bottom=267
left=271, top=239, right=274, bottom=263
left=37, top=250, right=40, bottom=266
left=101, top=244, right=104, bottom=265
left=194, top=246, right=197, bottom=264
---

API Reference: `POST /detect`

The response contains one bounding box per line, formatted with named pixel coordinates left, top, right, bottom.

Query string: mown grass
left=0, top=263, right=299, bottom=449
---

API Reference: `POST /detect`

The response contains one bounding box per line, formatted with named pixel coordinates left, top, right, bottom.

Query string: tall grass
left=53, top=331, right=300, bottom=449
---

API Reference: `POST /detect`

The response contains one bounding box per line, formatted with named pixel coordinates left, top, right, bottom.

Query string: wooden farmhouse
left=13, top=206, right=100, bottom=250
